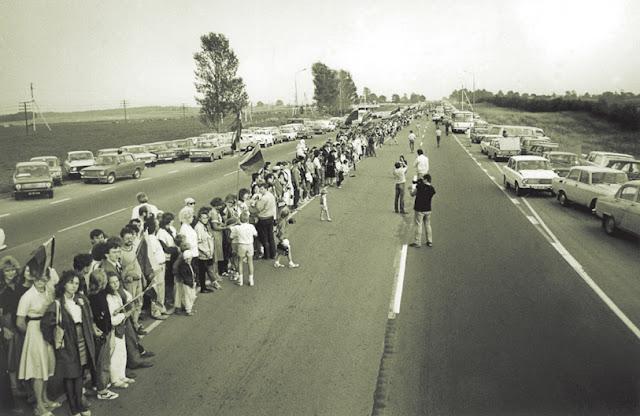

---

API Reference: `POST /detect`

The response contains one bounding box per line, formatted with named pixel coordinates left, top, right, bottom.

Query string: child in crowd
left=173, top=239, right=196, bottom=316
left=274, top=208, right=300, bottom=269
left=319, top=188, right=331, bottom=222
left=230, top=212, right=258, bottom=286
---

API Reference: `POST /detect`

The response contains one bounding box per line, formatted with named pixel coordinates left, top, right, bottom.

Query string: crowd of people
left=0, top=109, right=421, bottom=416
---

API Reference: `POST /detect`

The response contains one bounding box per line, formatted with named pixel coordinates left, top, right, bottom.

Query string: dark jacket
left=42, top=294, right=96, bottom=378
left=173, top=255, right=195, bottom=287
left=413, top=181, right=436, bottom=212
left=88, top=291, right=112, bottom=334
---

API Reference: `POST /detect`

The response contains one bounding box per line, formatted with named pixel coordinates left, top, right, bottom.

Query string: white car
left=253, top=129, right=275, bottom=147
left=552, top=166, right=628, bottom=210
left=584, top=151, right=635, bottom=167
left=119, top=145, right=158, bottom=167
left=239, top=133, right=259, bottom=151
left=503, top=155, right=558, bottom=196
left=278, top=126, right=298, bottom=142
left=63, top=151, right=95, bottom=177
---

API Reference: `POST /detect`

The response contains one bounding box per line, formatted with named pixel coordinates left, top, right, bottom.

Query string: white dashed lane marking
left=50, top=197, right=71, bottom=205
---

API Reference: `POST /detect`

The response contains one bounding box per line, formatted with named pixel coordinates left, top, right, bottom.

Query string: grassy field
left=475, top=103, right=640, bottom=157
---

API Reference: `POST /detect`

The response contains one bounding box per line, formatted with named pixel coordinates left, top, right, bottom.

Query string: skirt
left=7, top=331, right=25, bottom=372
left=75, top=325, right=88, bottom=367
left=18, top=320, right=55, bottom=381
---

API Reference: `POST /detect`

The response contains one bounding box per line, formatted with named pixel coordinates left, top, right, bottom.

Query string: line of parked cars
left=465, top=113, right=640, bottom=239
left=10, top=116, right=346, bottom=201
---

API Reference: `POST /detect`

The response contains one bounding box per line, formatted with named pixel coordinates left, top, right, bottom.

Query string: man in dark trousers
left=409, top=173, right=436, bottom=248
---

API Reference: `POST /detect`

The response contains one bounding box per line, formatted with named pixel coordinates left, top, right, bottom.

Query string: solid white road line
left=0, top=213, right=10, bottom=218
left=139, top=177, right=152, bottom=181
left=100, top=186, right=116, bottom=192
left=389, top=244, right=408, bottom=318
left=224, top=170, right=239, bottom=177
left=455, top=132, right=640, bottom=341
left=168, top=170, right=179, bottom=174
left=141, top=319, right=162, bottom=337
left=526, top=215, right=539, bottom=225
left=50, top=197, right=71, bottom=205
left=57, top=207, right=128, bottom=233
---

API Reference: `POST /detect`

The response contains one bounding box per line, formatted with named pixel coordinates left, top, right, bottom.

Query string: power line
left=121, top=100, right=128, bottom=122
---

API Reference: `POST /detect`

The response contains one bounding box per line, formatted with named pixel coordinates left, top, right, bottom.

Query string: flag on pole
left=344, top=109, right=358, bottom=126
left=25, top=237, right=55, bottom=278
left=136, top=237, right=154, bottom=285
left=238, top=146, right=264, bottom=175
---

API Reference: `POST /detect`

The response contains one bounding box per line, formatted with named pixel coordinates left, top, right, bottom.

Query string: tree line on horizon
left=449, top=88, right=640, bottom=130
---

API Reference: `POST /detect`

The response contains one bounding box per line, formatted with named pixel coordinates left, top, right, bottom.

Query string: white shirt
left=179, top=223, right=199, bottom=259
left=230, top=223, right=258, bottom=245
left=414, top=154, right=429, bottom=176
left=408, top=133, right=416, bottom=142
left=131, top=203, right=160, bottom=220
left=63, top=296, right=83, bottom=324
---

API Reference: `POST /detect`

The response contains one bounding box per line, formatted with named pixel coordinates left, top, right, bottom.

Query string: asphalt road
left=4, top=118, right=639, bottom=415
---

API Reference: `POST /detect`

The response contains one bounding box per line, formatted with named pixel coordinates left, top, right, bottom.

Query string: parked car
left=173, top=138, right=197, bottom=158
left=97, top=148, right=119, bottom=156
left=145, top=141, right=178, bottom=163
left=13, top=161, right=54, bottom=199
left=30, top=156, right=63, bottom=185
left=520, top=137, right=553, bottom=155
left=119, top=145, right=158, bottom=167
left=542, top=151, right=581, bottom=177
left=585, top=151, right=634, bottom=167
left=189, top=139, right=225, bottom=162
left=278, top=125, right=298, bottom=142
left=552, top=166, right=628, bottom=210
left=605, top=159, right=640, bottom=180
left=253, top=129, right=276, bottom=147
left=527, top=142, right=559, bottom=157
left=239, top=132, right=259, bottom=151
left=595, top=180, right=640, bottom=237
left=63, top=151, right=95, bottom=178
left=470, top=121, right=490, bottom=143
left=80, top=153, right=145, bottom=184
left=486, top=137, right=521, bottom=161
left=503, top=155, right=558, bottom=196
left=0, top=228, right=5, bottom=251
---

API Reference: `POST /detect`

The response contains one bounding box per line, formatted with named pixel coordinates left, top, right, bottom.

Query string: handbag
left=54, top=300, right=65, bottom=350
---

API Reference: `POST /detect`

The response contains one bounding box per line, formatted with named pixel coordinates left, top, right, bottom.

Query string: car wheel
left=514, top=182, right=522, bottom=196
left=488, top=153, right=492, bottom=160
left=558, top=192, right=569, bottom=207
left=106, top=173, right=116, bottom=184
left=14, top=192, right=21, bottom=201
left=589, top=199, right=597, bottom=211
left=132, top=169, right=141, bottom=179
left=209, top=155, right=214, bottom=162
left=48, top=191, right=54, bottom=199
left=603, top=216, right=617, bottom=236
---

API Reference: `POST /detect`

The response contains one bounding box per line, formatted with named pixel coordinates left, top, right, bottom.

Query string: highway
left=3, top=119, right=640, bottom=415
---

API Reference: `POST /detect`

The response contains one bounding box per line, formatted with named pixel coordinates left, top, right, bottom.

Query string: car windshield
left=95, top=156, right=118, bottom=165
left=69, top=152, right=92, bottom=161
left=126, top=146, right=144, bottom=153
left=591, top=172, right=628, bottom=184
left=197, top=141, right=215, bottom=148
left=148, top=144, right=167, bottom=151
left=453, top=113, right=473, bottom=122
left=32, top=158, right=57, bottom=167
left=549, top=154, right=578, bottom=165
left=488, top=126, right=502, bottom=135
left=165, top=142, right=178, bottom=149
left=518, top=160, right=550, bottom=170
left=16, top=165, right=48, bottom=176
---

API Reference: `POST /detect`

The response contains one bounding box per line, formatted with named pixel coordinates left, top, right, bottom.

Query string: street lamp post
left=294, top=68, right=307, bottom=116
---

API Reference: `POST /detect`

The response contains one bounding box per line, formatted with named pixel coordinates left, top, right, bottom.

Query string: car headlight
left=522, top=179, right=528, bottom=184
left=45, top=182, right=52, bottom=188
left=100, top=170, right=106, bottom=175
left=70, top=167, right=77, bottom=172
left=15, top=184, right=22, bottom=190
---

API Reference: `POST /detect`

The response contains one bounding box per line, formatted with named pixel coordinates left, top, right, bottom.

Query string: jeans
left=256, top=218, right=276, bottom=259
left=64, top=377, right=85, bottom=414
left=91, top=332, right=112, bottom=391
left=196, top=258, right=215, bottom=289
left=394, top=184, right=405, bottom=213
left=409, top=140, right=415, bottom=153
left=413, top=211, right=432, bottom=245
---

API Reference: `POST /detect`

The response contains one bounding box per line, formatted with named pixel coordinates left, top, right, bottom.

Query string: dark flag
left=25, top=237, right=55, bottom=278
left=136, top=237, right=154, bottom=286
left=238, top=146, right=264, bottom=175
left=390, top=107, right=401, bottom=115
left=344, top=109, right=359, bottom=126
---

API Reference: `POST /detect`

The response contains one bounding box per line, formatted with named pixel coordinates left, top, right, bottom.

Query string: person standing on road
left=130, top=192, right=160, bottom=220
left=253, top=183, right=277, bottom=260
left=393, top=159, right=408, bottom=214
left=413, top=149, right=429, bottom=178
left=408, top=130, right=416, bottom=153
left=194, top=207, right=216, bottom=294
left=435, top=127, right=442, bottom=148
left=409, top=174, right=436, bottom=248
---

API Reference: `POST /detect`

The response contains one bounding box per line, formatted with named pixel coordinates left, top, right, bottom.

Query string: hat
left=184, top=197, right=196, bottom=205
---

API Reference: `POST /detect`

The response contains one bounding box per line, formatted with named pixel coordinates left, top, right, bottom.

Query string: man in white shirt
left=408, top=130, right=416, bottom=153
left=393, top=160, right=408, bottom=214
left=131, top=192, right=161, bottom=220
left=414, top=149, right=429, bottom=177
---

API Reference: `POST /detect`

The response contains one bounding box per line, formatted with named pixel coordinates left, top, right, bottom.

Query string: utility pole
left=19, top=101, right=30, bottom=136
left=182, top=103, right=186, bottom=119
left=30, top=83, right=36, bottom=132
left=121, top=100, right=128, bottom=122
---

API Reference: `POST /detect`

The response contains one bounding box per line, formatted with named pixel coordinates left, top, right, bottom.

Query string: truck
left=451, top=110, right=475, bottom=133
left=486, top=137, right=521, bottom=161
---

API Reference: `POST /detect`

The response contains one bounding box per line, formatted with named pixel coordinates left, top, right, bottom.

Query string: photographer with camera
left=409, top=173, right=436, bottom=248
left=393, top=156, right=408, bottom=214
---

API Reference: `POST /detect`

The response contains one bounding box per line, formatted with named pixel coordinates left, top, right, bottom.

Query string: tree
left=391, top=94, right=400, bottom=103
left=378, top=95, right=387, bottom=103
left=275, top=99, right=284, bottom=106
left=312, top=62, right=340, bottom=114
left=368, top=93, right=378, bottom=103
left=194, top=33, right=249, bottom=131
left=336, top=69, right=358, bottom=115
left=409, top=93, right=420, bottom=103
left=401, top=93, right=409, bottom=103
left=256, top=101, right=264, bottom=107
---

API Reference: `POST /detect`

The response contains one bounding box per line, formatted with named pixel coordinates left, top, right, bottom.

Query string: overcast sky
left=0, top=0, right=638, bottom=112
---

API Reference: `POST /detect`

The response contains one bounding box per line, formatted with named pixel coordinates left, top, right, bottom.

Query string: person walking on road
left=413, top=149, right=429, bottom=178
left=435, top=127, right=442, bottom=148
left=408, top=130, right=416, bottom=153
left=319, top=188, right=332, bottom=222
left=393, top=158, right=408, bottom=214
left=409, top=174, right=436, bottom=248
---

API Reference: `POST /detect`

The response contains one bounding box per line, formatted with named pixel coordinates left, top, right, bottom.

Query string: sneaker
left=97, top=390, right=119, bottom=400
left=212, top=281, right=222, bottom=290
left=111, top=381, right=128, bottom=389
left=152, top=314, right=168, bottom=321
left=327, top=218, right=332, bottom=222
left=236, top=281, right=243, bottom=286
left=288, top=262, right=299, bottom=268
left=123, top=377, right=136, bottom=384
left=185, top=311, right=195, bottom=316
left=136, top=326, right=148, bottom=336
left=274, top=262, right=285, bottom=268
left=248, top=276, right=254, bottom=286
left=426, top=242, right=433, bottom=247
left=409, top=242, right=421, bottom=248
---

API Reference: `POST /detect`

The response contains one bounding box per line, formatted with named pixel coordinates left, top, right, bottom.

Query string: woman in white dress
left=16, top=268, right=61, bottom=416
left=105, top=274, right=133, bottom=389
